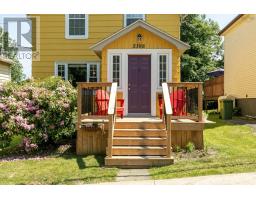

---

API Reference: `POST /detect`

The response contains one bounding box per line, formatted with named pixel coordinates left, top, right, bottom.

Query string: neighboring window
left=89, top=64, right=98, bottom=82
left=112, top=55, right=121, bottom=87
left=65, top=14, right=88, bottom=39
left=124, top=14, right=145, bottom=26
left=68, top=64, right=87, bottom=86
left=55, top=62, right=99, bottom=86
left=159, top=55, right=167, bottom=87
left=57, top=64, right=65, bottom=80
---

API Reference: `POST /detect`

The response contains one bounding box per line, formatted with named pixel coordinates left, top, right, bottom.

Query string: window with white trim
left=124, top=14, right=145, bottom=26
left=65, top=14, right=88, bottom=39
left=159, top=55, right=167, bottom=87
left=112, top=55, right=121, bottom=87
left=57, top=64, right=65, bottom=80
left=55, top=62, right=99, bottom=86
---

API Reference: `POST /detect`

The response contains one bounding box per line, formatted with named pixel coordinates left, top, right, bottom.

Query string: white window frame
left=124, top=14, right=145, bottom=27
left=65, top=14, right=89, bottom=39
left=110, top=54, right=122, bottom=88
left=55, top=62, right=100, bottom=82
left=157, top=54, right=169, bottom=88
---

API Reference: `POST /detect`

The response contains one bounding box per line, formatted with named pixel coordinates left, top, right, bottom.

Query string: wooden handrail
left=108, top=82, right=117, bottom=115
left=162, top=82, right=172, bottom=158
left=77, top=82, right=112, bottom=88
left=107, top=82, right=117, bottom=158
left=162, top=83, right=173, bottom=115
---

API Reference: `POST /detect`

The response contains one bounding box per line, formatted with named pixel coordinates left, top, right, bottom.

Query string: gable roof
left=91, top=20, right=190, bottom=55
left=218, top=14, right=244, bottom=36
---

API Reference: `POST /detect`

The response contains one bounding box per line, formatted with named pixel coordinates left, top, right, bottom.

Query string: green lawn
left=150, top=113, right=256, bottom=180
left=0, top=154, right=118, bottom=184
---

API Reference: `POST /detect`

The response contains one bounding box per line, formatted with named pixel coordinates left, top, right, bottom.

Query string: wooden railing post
left=162, top=83, right=173, bottom=158
left=166, top=115, right=172, bottom=158
left=77, top=83, right=82, bottom=130
left=108, top=114, right=114, bottom=157
left=198, top=83, right=203, bottom=122
left=107, top=82, right=117, bottom=158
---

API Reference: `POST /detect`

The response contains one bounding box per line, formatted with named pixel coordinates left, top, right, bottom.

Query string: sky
left=0, top=14, right=238, bottom=79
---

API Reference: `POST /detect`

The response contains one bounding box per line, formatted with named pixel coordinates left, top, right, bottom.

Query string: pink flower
left=60, top=120, right=64, bottom=126
left=15, top=115, right=24, bottom=123
left=0, top=103, right=6, bottom=109
left=63, top=103, right=69, bottom=109
left=35, top=110, right=42, bottom=118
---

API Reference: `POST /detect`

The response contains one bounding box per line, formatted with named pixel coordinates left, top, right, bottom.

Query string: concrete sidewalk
left=101, top=172, right=256, bottom=185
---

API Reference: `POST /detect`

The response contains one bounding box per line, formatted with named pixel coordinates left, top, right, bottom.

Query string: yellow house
left=219, top=14, right=256, bottom=116
left=0, top=56, right=12, bottom=84
left=31, top=14, right=189, bottom=117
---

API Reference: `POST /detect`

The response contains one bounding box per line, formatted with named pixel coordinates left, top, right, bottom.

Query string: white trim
left=65, top=14, right=89, bottom=39
left=54, top=61, right=100, bottom=82
left=107, top=49, right=172, bottom=116
left=157, top=53, right=169, bottom=89
left=109, top=54, right=122, bottom=89
left=91, top=20, right=190, bottom=55
left=123, top=14, right=145, bottom=27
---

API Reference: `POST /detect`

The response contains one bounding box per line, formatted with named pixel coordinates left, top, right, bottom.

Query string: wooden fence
left=204, top=75, right=224, bottom=101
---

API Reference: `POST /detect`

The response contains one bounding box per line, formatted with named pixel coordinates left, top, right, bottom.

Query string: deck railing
left=167, top=82, right=203, bottom=122
left=77, top=82, right=112, bottom=129
left=76, top=82, right=117, bottom=158
left=162, top=82, right=203, bottom=157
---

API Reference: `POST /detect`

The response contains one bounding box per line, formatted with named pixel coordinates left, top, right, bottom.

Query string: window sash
left=56, top=63, right=99, bottom=85
left=112, top=55, right=121, bottom=87
left=124, top=14, right=145, bottom=26
left=159, top=55, right=168, bottom=87
left=66, top=14, right=88, bottom=39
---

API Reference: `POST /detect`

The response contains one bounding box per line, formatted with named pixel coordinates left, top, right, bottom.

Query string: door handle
left=128, top=87, right=131, bottom=91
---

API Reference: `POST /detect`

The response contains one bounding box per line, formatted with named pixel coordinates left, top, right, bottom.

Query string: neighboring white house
left=0, top=56, right=13, bottom=84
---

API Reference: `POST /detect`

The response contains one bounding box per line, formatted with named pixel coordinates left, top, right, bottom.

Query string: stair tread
left=107, top=155, right=172, bottom=159
left=113, top=137, right=166, bottom=140
left=114, top=129, right=166, bottom=131
left=112, top=146, right=166, bottom=149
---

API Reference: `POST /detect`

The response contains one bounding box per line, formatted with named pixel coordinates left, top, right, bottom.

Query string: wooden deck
left=76, top=82, right=208, bottom=168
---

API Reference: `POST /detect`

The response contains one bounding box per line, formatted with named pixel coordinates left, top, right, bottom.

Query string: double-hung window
left=159, top=54, right=168, bottom=87
left=65, top=14, right=88, bottom=39
left=55, top=62, right=99, bottom=86
left=111, top=55, right=121, bottom=87
left=124, top=14, right=145, bottom=26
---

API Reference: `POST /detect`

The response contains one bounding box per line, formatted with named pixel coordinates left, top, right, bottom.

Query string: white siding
left=0, top=63, right=11, bottom=83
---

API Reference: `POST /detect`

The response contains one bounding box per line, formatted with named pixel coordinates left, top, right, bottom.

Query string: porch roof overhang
left=90, top=20, right=190, bottom=57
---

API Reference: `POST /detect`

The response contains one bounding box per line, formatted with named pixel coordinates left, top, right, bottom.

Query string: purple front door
left=128, top=55, right=151, bottom=113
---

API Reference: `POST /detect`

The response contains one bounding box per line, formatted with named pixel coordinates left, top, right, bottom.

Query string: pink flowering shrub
left=0, top=77, right=77, bottom=150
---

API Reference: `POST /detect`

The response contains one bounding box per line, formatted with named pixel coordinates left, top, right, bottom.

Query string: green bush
left=185, top=142, right=195, bottom=153
left=0, top=77, right=77, bottom=152
left=174, top=145, right=181, bottom=152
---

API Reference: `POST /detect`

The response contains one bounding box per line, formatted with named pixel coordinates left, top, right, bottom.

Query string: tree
left=180, top=14, right=223, bottom=82
left=0, top=27, right=24, bottom=82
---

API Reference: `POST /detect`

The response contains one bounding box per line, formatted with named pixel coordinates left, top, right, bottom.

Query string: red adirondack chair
left=158, top=89, right=187, bottom=118
left=95, top=89, right=124, bottom=118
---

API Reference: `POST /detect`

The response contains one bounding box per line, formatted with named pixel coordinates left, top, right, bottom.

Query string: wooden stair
left=105, top=121, right=173, bottom=168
